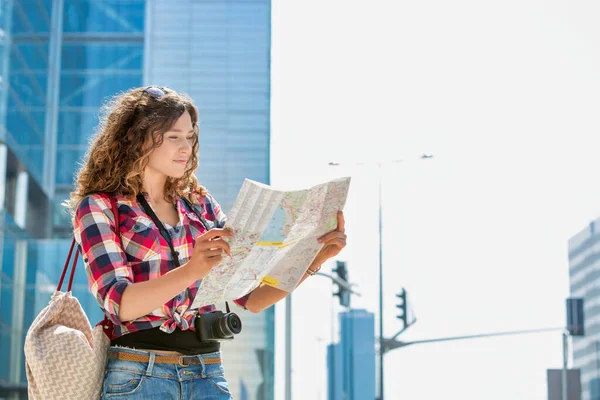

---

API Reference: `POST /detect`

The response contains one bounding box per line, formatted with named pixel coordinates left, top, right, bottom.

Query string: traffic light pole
left=380, top=326, right=564, bottom=354
left=315, top=271, right=361, bottom=297
left=562, top=330, right=568, bottom=400
left=562, top=297, right=584, bottom=400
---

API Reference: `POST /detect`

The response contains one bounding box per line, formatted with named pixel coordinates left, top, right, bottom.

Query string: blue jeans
left=101, top=347, right=233, bottom=399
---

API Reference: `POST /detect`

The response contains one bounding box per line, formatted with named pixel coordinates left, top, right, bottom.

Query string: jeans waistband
left=106, top=346, right=224, bottom=380
left=108, top=347, right=221, bottom=366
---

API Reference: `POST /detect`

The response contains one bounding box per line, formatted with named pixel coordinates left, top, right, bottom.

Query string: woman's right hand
left=186, top=228, right=233, bottom=280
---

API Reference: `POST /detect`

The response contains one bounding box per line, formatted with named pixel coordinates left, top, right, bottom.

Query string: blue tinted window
left=55, top=148, right=85, bottom=185
left=60, top=70, right=142, bottom=107
left=229, top=92, right=269, bottom=110
left=0, top=237, right=15, bottom=325
left=227, top=130, right=269, bottom=149
left=227, top=112, right=269, bottom=130
left=11, top=43, right=49, bottom=72
left=8, top=68, right=48, bottom=107
left=7, top=76, right=47, bottom=108
left=25, top=148, right=45, bottom=181
left=5, top=106, right=46, bottom=182
left=0, top=1, right=9, bottom=32
left=7, top=40, right=49, bottom=182
left=6, top=110, right=45, bottom=142
left=62, top=43, right=143, bottom=71
left=0, top=325, right=11, bottom=380
left=57, top=43, right=143, bottom=183
left=63, top=0, right=145, bottom=33
left=58, top=110, right=101, bottom=145
left=11, top=0, right=52, bottom=34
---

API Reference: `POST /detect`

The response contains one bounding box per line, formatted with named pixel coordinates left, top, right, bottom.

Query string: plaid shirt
left=74, top=192, right=249, bottom=338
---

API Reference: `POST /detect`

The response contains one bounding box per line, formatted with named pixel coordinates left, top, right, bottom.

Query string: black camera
left=195, top=302, right=242, bottom=342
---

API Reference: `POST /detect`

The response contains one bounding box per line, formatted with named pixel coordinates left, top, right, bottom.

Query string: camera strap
left=136, top=194, right=211, bottom=268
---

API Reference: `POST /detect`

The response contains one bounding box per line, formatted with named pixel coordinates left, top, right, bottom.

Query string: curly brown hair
left=66, top=86, right=207, bottom=216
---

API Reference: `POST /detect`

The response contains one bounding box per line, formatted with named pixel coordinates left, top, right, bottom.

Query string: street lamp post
left=377, top=163, right=384, bottom=400
left=285, top=295, right=292, bottom=400
left=330, top=154, right=433, bottom=400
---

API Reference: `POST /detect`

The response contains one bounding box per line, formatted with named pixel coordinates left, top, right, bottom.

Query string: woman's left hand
left=315, top=211, right=347, bottom=264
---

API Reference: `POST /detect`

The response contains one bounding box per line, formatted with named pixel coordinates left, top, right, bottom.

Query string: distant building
left=569, top=219, right=600, bottom=400
left=328, top=309, right=376, bottom=400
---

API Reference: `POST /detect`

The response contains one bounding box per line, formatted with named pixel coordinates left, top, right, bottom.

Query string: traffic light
left=334, top=261, right=350, bottom=307
left=396, top=289, right=408, bottom=329
left=566, top=297, right=585, bottom=336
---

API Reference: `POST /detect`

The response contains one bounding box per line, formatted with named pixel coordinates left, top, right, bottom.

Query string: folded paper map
left=190, top=177, right=351, bottom=309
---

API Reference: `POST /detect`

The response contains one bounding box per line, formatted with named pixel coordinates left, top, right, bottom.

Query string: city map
left=190, top=177, right=351, bottom=309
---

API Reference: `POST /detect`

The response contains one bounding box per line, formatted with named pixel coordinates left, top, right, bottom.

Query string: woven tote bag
left=24, top=194, right=120, bottom=399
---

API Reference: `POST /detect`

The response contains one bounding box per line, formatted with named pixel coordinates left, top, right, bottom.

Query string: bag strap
left=136, top=194, right=212, bottom=268
left=56, top=238, right=80, bottom=292
left=136, top=194, right=181, bottom=267
left=57, top=193, right=121, bottom=292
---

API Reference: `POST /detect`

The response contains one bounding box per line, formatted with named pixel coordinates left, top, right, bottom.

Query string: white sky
left=269, top=1, right=600, bottom=399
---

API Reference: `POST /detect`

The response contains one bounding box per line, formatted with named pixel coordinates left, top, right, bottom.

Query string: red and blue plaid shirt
left=73, top=192, right=249, bottom=338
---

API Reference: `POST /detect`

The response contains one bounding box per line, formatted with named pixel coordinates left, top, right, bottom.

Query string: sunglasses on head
left=127, top=86, right=169, bottom=135
left=142, top=86, right=167, bottom=99
left=133, top=86, right=168, bottom=113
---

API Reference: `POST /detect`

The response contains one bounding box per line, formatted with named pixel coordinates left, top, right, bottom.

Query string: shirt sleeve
left=73, top=194, right=131, bottom=325
left=233, top=293, right=251, bottom=310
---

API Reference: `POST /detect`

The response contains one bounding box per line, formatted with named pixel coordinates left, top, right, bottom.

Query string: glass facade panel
left=0, top=1, right=10, bottom=137
left=56, top=21, right=144, bottom=189
left=6, top=0, right=51, bottom=184
left=0, top=325, right=12, bottom=381
left=63, top=0, right=144, bottom=33
left=0, top=227, right=22, bottom=387
left=62, top=43, right=143, bottom=71
left=59, top=68, right=142, bottom=108
left=11, top=0, right=52, bottom=34
left=55, top=148, right=84, bottom=185
left=57, top=109, right=101, bottom=145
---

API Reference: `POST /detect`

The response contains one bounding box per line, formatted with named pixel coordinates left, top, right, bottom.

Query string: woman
left=68, top=86, right=347, bottom=399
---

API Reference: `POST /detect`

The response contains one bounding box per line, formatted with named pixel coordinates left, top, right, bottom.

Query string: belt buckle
left=178, top=356, right=198, bottom=367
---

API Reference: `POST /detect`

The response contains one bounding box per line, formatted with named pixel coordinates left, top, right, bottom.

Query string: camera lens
left=228, top=314, right=242, bottom=334
left=215, top=313, right=243, bottom=338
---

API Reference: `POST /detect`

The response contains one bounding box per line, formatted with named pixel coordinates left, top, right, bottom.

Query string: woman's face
left=145, top=110, right=196, bottom=179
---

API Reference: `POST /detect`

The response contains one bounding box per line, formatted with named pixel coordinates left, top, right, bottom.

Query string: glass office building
left=0, top=1, right=273, bottom=399
left=569, top=219, right=600, bottom=400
